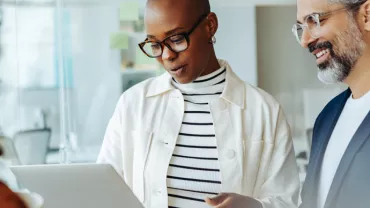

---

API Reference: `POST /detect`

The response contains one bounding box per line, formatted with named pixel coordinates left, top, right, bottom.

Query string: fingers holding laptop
left=0, top=145, right=28, bottom=208
left=0, top=181, right=27, bottom=208
left=205, top=193, right=262, bottom=208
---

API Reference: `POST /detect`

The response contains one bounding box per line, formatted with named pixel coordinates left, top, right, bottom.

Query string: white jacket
left=97, top=60, right=300, bottom=208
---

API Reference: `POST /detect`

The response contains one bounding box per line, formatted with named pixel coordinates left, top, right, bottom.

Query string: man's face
left=144, top=1, right=212, bottom=84
left=296, top=0, right=365, bottom=84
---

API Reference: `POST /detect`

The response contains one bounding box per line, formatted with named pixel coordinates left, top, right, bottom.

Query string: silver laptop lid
left=11, top=164, right=144, bottom=208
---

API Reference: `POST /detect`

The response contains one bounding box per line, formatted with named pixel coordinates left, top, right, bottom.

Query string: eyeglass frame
left=292, top=0, right=366, bottom=43
left=138, top=13, right=210, bottom=58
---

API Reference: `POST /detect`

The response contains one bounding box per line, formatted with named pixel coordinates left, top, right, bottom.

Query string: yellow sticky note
left=120, top=2, right=139, bottom=21
left=110, top=32, right=129, bottom=49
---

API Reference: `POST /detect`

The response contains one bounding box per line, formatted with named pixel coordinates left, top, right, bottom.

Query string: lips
left=170, top=64, right=187, bottom=72
left=168, top=64, right=188, bottom=78
left=309, top=41, right=332, bottom=53
left=309, top=41, right=333, bottom=60
left=314, top=48, right=330, bottom=59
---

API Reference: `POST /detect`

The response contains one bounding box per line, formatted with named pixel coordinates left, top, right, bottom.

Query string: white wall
left=0, top=7, right=56, bottom=136
left=57, top=0, right=296, bottom=7
left=212, top=5, right=257, bottom=86
left=211, top=0, right=295, bottom=6
left=0, top=5, right=122, bottom=148
left=68, top=5, right=121, bottom=147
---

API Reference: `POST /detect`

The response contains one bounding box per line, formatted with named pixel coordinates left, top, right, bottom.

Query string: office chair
left=13, top=128, right=51, bottom=165
left=0, top=136, right=20, bottom=165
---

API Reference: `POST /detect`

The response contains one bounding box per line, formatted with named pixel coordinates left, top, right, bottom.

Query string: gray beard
left=316, top=14, right=365, bottom=85
left=317, top=61, right=349, bottom=84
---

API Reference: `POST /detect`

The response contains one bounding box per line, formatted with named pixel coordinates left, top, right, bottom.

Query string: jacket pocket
left=245, top=140, right=265, bottom=175
left=132, top=130, right=153, bottom=203
left=244, top=140, right=275, bottom=196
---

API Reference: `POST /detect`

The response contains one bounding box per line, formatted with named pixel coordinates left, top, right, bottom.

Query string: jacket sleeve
left=258, top=107, right=300, bottom=208
left=96, top=96, right=124, bottom=178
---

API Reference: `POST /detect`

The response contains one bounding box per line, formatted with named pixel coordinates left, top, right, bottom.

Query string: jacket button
left=154, top=189, right=163, bottom=195
left=227, top=149, right=235, bottom=159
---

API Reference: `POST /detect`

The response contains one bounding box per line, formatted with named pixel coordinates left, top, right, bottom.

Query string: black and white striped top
left=167, top=67, right=226, bottom=208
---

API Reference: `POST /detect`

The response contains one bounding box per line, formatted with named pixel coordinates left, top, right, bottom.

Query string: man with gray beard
left=293, top=0, right=370, bottom=208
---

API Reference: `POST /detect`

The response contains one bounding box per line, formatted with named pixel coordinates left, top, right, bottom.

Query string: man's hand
left=0, top=182, right=27, bottom=208
left=205, top=193, right=263, bottom=208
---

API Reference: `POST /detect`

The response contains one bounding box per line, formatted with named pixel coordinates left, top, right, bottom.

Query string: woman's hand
left=0, top=182, right=27, bottom=208
left=205, top=193, right=263, bottom=208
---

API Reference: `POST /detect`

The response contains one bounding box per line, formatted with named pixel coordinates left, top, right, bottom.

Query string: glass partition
left=0, top=0, right=161, bottom=165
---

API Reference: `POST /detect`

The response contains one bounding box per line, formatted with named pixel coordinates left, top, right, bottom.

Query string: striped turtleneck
left=167, top=66, right=226, bottom=208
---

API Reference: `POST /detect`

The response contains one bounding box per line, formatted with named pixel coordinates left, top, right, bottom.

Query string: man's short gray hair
left=329, top=0, right=365, bottom=6
left=329, top=0, right=366, bottom=15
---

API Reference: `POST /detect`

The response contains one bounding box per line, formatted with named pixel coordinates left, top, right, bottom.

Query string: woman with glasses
left=98, top=0, right=300, bottom=207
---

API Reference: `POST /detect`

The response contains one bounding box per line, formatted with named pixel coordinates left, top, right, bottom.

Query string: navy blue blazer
left=300, top=88, right=370, bottom=208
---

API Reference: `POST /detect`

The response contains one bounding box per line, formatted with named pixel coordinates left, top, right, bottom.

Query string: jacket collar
left=146, top=60, right=245, bottom=109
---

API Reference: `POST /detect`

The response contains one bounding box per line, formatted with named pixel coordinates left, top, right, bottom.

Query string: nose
left=300, top=28, right=317, bottom=49
left=161, top=45, right=177, bottom=62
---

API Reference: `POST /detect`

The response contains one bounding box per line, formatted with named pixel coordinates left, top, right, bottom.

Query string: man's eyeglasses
left=139, top=13, right=209, bottom=58
left=292, top=1, right=366, bottom=44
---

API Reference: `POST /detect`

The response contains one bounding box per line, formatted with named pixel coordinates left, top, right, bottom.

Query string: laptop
left=11, top=164, right=144, bottom=208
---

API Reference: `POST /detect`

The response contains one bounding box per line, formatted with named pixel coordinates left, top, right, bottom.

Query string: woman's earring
left=209, top=36, right=216, bottom=45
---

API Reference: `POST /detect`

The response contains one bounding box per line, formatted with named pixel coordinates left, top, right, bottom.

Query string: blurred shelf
left=46, top=145, right=100, bottom=164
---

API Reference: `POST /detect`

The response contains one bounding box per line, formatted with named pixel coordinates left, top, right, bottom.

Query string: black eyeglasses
left=139, top=13, right=209, bottom=58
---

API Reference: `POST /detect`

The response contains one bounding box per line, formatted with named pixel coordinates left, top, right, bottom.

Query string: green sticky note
left=120, top=2, right=139, bottom=21
left=110, top=32, right=128, bottom=49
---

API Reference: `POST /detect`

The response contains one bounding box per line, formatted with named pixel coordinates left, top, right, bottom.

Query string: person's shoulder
left=310, top=88, right=350, bottom=142
left=224, top=60, right=280, bottom=109
left=244, top=82, right=281, bottom=110
left=316, top=88, right=350, bottom=121
left=122, top=77, right=158, bottom=97
left=323, top=89, right=349, bottom=112
left=118, top=74, right=163, bottom=105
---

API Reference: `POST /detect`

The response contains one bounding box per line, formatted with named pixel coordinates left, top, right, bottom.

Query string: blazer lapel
left=324, top=109, right=370, bottom=208
left=305, top=89, right=351, bottom=206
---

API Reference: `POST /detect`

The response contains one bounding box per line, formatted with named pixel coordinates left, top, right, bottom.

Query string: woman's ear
left=206, top=12, right=219, bottom=38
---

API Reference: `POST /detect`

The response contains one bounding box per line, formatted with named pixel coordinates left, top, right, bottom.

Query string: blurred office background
left=0, top=0, right=346, bottom=183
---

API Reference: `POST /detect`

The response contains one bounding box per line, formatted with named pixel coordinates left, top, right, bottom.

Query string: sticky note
left=110, top=32, right=129, bottom=49
left=120, top=2, right=139, bottom=21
